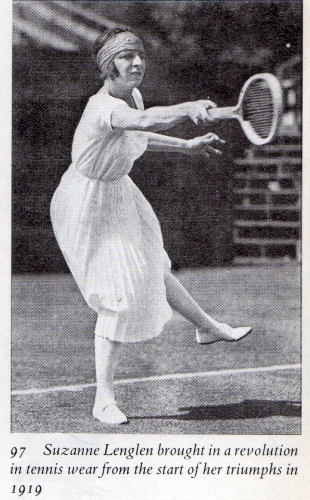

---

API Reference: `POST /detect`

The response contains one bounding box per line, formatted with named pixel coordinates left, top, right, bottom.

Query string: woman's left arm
left=146, top=132, right=225, bottom=158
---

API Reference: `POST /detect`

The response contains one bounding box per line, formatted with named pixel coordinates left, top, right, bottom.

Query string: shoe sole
left=196, top=327, right=252, bottom=345
left=93, top=416, right=129, bottom=425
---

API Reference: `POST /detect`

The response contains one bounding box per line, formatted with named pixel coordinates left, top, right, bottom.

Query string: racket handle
left=208, top=106, right=236, bottom=120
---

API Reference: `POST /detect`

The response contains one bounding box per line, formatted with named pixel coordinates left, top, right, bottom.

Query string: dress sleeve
left=87, top=93, right=129, bottom=132
left=88, top=89, right=145, bottom=132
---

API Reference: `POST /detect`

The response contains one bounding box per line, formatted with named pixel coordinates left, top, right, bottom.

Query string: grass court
left=11, top=263, right=301, bottom=434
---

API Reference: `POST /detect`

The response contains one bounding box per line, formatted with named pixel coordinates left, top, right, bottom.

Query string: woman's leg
left=93, top=311, right=127, bottom=424
left=164, top=272, right=220, bottom=330
left=164, top=272, right=251, bottom=343
left=93, top=336, right=120, bottom=408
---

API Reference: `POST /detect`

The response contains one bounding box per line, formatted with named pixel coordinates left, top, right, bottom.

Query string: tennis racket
left=208, top=73, right=283, bottom=145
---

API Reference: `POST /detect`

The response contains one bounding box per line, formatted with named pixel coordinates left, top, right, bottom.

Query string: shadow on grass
left=129, top=400, right=301, bottom=421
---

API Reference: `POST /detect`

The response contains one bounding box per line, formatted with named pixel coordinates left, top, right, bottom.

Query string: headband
left=96, top=32, right=145, bottom=76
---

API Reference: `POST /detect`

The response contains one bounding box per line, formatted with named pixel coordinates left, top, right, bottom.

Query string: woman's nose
left=132, top=54, right=142, bottom=65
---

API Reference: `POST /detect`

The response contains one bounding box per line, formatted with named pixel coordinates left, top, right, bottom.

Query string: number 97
left=10, top=447, right=26, bottom=458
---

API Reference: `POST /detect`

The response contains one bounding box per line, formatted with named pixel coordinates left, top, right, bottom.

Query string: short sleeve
left=87, top=93, right=129, bottom=132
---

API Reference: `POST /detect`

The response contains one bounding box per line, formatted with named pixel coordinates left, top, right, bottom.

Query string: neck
left=102, top=79, right=134, bottom=102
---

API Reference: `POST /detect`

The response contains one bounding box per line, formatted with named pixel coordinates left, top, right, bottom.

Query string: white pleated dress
left=50, top=88, right=172, bottom=342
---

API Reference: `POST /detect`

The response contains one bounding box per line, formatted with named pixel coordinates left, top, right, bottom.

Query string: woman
left=51, top=27, right=251, bottom=425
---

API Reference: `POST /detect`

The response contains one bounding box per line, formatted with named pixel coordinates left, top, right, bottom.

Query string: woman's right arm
left=111, top=100, right=217, bottom=132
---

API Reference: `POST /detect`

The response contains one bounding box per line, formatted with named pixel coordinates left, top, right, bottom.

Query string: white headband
left=96, top=32, right=144, bottom=76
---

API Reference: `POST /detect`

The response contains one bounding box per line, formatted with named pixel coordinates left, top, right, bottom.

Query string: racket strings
left=242, top=80, right=274, bottom=139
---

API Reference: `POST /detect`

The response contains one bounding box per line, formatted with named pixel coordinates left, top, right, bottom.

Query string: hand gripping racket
left=208, top=73, right=283, bottom=145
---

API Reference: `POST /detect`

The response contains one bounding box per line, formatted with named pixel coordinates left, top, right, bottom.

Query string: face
left=112, top=49, right=146, bottom=86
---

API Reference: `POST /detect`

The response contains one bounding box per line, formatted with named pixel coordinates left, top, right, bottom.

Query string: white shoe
left=93, top=404, right=128, bottom=425
left=196, top=322, right=252, bottom=345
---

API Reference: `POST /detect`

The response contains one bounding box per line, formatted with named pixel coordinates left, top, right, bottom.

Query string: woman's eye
left=119, top=53, right=134, bottom=59
left=118, top=52, right=145, bottom=60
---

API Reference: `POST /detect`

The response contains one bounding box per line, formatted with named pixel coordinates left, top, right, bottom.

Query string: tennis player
left=51, top=27, right=252, bottom=425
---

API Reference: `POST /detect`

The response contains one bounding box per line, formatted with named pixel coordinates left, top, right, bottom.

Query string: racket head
left=236, top=73, right=283, bottom=145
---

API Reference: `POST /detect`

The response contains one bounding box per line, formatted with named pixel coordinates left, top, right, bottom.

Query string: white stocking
left=93, top=312, right=121, bottom=412
left=164, top=272, right=220, bottom=330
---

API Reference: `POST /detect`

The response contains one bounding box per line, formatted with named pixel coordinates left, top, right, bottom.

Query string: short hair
left=92, top=26, right=138, bottom=81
